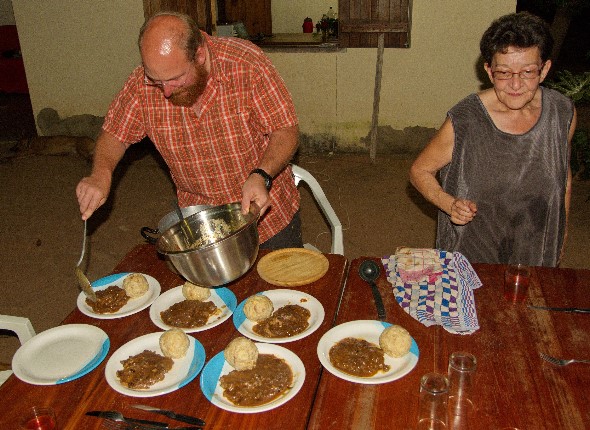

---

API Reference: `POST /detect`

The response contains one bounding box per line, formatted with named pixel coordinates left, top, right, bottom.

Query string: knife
left=528, top=305, right=590, bottom=313
left=85, top=411, right=168, bottom=427
left=131, top=404, right=206, bottom=426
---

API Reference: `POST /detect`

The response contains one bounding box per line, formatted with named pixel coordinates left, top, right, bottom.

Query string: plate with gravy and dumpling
left=233, top=289, right=325, bottom=343
left=317, top=320, right=419, bottom=384
left=105, top=328, right=205, bottom=397
left=149, top=281, right=237, bottom=333
left=76, top=272, right=161, bottom=319
left=200, top=336, right=305, bottom=413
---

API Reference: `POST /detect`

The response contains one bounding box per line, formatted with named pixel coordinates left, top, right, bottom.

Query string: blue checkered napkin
left=381, top=250, right=482, bottom=335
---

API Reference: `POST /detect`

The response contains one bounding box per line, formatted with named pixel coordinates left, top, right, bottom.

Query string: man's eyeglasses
left=144, top=62, right=193, bottom=89
left=491, top=64, right=545, bottom=80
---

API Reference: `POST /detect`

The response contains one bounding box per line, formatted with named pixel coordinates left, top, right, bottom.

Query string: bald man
left=76, top=12, right=302, bottom=249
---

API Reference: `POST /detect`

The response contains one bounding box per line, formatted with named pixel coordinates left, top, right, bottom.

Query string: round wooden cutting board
left=257, top=248, right=330, bottom=287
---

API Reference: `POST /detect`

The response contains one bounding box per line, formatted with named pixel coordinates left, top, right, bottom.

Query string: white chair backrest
left=291, top=164, right=344, bottom=255
left=0, top=315, right=35, bottom=385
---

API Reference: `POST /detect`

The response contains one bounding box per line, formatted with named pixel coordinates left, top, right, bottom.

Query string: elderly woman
left=409, top=12, right=577, bottom=266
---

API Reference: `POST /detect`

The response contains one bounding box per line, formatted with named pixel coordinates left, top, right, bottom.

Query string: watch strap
left=250, top=168, right=273, bottom=190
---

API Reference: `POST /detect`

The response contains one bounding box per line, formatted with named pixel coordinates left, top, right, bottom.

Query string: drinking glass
left=418, top=372, right=449, bottom=430
left=20, top=406, right=57, bottom=430
left=503, top=264, right=530, bottom=303
left=448, top=351, right=477, bottom=417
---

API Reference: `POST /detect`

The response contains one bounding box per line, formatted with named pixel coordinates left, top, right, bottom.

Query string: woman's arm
left=559, top=107, right=578, bottom=265
left=409, top=117, right=477, bottom=225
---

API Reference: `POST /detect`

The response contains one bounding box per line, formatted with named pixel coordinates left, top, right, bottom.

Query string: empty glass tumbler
left=418, top=372, right=449, bottom=430
left=448, top=351, right=477, bottom=417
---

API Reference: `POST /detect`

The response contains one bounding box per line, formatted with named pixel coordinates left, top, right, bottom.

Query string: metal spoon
left=359, top=260, right=386, bottom=321
left=74, top=220, right=96, bottom=302
left=173, top=200, right=196, bottom=248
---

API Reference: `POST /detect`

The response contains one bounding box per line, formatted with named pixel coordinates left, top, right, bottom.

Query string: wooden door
left=219, top=0, right=272, bottom=37
left=143, top=0, right=217, bottom=35
left=339, top=0, right=412, bottom=48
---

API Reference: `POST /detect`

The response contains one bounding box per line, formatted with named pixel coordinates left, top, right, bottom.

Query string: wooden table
left=308, top=258, right=590, bottom=429
left=0, top=244, right=348, bottom=430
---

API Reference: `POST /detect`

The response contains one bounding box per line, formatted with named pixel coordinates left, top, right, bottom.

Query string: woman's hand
left=449, top=198, right=477, bottom=225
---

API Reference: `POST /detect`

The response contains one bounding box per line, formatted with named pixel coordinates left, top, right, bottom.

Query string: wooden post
left=370, top=32, right=385, bottom=163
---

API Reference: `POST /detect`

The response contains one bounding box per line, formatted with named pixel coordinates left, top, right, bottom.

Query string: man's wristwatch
left=250, top=168, right=273, bottom=191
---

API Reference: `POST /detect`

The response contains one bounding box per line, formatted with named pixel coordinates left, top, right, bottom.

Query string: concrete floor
left=1, top=145, right=589, bottom=366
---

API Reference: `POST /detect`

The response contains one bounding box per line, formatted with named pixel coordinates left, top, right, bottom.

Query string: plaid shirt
left=103, top=33, right=300, bottom=243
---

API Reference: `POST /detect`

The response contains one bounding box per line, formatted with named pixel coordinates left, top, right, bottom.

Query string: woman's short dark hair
left=138, top=11, right=203, bottom=62
left=480, top=12, right=553, bottom=65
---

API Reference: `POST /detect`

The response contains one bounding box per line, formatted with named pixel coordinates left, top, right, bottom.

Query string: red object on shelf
left=0, top=25, right=29, bottom=94
left=302, top=17, right=314, bottom=33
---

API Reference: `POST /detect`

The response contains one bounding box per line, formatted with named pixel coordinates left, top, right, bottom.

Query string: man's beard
left=168, top=64, right=208, bottom=107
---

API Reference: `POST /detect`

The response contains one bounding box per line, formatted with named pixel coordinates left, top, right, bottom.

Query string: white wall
left=0, top=0, right=15, bottom=25
left=12, top=0, right=515, bottom=150
left=12, top=1, right=144, bottom=119
left=272, top=0, right=336, bottom=33
left=269, top=0, right=515, bottom=147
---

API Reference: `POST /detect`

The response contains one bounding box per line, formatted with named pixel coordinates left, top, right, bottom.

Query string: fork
left=539, top=352, right=590, bottom=366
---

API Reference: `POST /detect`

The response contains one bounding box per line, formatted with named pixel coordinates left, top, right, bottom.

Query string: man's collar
left=201, top=31, right=230, bottom=84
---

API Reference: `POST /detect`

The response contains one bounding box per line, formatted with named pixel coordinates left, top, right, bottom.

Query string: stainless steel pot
left=141, top=204, right=211, bottom=245
left=156, top=202, right=260, bottom=287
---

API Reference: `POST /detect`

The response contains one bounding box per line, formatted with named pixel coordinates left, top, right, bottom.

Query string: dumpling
left=224, top=337, right=258, bottom=371
left=123, top=273, right=149, bottom=298
left=159, top=328, right=190, bottom=359
left=182, top=281, right=211, bottom=301
left=243, top=295, right=274, bottom=321
left=379, top=325, right=412, bottom=358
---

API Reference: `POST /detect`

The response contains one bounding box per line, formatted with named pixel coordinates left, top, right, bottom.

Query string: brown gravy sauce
left=86, top=285, right=129, bottom=313
left=329, top=337, right=390, bottom=377
left=252, top=304, right=310, bottom=338
left=117, top=349, right=173, bottom=389
left=160, top=299, right=218, bottom=328
left=220, top=354, right=293, bottom=406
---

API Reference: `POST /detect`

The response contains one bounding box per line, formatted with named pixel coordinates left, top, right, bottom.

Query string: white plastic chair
left=0, top=315, right=35, bottom=385
left=292, top=164, right=344, bottom=255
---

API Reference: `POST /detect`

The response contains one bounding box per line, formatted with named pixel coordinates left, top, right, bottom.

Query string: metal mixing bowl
left=140, top=204, right=212, bottom=245
left=156, top=202, right=259, bottom=286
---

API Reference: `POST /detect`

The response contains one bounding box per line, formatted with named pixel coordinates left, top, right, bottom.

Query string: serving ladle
left=359, top=259, right=386, bottom=321
left=75, top=220, right=96, bottom=302
left=173, top=200, right=197, bottom=248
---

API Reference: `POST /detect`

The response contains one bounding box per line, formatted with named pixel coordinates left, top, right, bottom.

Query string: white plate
left=77, top=272, right=161, bottom=319
left=12, top=324, right=109, bottom=385
left=233, top=289, right=325, bottom=343
left=200, top=343, right=305, bottom=413
left=317, top=320, right=419, bottom=384
left=149, top=286, right=237, bottom=333
left=105, top=332, right=205, bottom=397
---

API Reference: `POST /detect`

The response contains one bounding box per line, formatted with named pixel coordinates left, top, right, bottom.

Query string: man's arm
left=76, top=130, right=127, bottom=220
left=241, top=125, right=299, bottom=215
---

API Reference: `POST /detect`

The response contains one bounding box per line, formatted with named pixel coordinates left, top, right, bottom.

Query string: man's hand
left=75, top=131, right=127, bottom=220
left=76, top=174, right=111, bottom=220
left=241, top=173, right=271, bottom=216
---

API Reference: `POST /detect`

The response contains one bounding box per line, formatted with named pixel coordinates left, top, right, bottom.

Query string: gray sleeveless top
left=437, top=87, right=574, bottom=266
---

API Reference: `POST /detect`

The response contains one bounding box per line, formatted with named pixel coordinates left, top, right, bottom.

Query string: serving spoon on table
left=359, top=260, right=386, bottom=321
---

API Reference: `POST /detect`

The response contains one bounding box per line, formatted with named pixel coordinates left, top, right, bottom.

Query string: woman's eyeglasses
left=491, top=63, right=545, bottom=80
left=144, top=62, right=193, bottom=89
